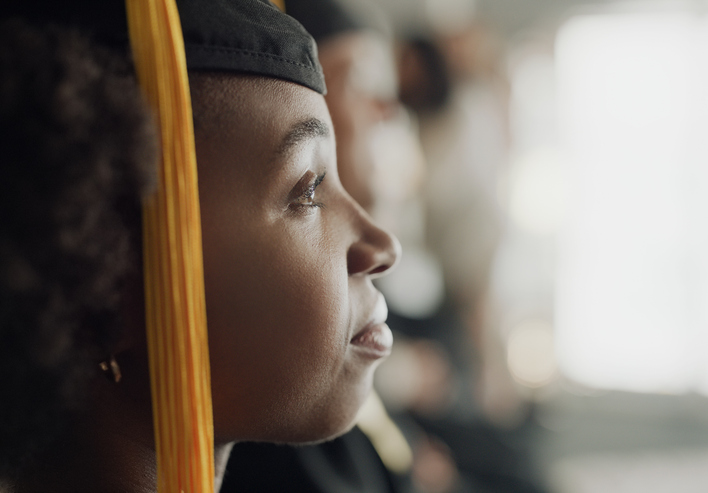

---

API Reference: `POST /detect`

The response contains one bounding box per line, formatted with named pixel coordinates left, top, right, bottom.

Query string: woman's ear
left=96, top=266, right=153, bottom=407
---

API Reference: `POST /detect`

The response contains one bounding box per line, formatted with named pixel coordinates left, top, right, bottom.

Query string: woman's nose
left=347, top=204, right=401, bottom=278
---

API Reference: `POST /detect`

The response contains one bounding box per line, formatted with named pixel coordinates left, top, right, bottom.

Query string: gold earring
left=99, top=355, right=122, bottom=383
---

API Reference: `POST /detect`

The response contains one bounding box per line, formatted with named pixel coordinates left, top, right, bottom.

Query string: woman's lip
left=350, top=292, right=392, bottom=357
left=350, top=323, right=393, bottom=358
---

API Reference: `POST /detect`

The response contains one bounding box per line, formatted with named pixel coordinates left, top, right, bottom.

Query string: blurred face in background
left=317, top=32, right=398, bottom=213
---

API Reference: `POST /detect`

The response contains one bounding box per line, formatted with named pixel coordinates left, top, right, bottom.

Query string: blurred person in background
left=387, top=22, right=511, bottom=423
left=374, top=11, right=551, bottom=493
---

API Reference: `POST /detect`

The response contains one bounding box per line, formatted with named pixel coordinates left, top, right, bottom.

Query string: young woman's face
left=192, top=75, right=400, bottom=444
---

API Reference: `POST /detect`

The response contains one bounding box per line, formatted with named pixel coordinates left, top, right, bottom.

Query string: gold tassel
left=125, top=0, right=214, bottom=491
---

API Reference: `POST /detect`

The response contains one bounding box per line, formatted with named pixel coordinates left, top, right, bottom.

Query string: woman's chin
left=273, top=402, right=365, bottom=445
left=214, top=366, right=377, bottom=445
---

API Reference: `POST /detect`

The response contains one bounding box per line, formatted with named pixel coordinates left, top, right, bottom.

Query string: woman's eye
left=292, top=172, right=326, bottom=209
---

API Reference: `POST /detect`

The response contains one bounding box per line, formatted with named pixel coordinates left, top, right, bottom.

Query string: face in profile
left=192, top=75, right=400, bottom=444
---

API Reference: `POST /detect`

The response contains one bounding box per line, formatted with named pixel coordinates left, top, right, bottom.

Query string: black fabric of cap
left=0, top=0, right=326, bottom=94
left=284, top=0, right=364, bottom=43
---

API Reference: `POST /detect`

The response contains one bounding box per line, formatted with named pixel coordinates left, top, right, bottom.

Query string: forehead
left=190, top=73, right=330, bottom=138
left=189, top=73, right=332, bottom=169
left=189, top=73, right=335, bottom=203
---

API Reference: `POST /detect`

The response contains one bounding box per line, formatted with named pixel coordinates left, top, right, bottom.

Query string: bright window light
left=555, top=7, right=708, bottom=394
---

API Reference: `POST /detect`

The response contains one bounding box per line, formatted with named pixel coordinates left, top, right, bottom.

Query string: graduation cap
left=2, top=0, right=326, bottom=94
left=2, top=0, right=325, bottom=490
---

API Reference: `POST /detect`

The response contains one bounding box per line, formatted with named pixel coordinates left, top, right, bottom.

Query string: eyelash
left=293, top=172, right=326, bottom=209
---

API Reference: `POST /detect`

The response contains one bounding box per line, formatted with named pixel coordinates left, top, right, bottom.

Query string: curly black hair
left=0, top=19, right=156, bottom=473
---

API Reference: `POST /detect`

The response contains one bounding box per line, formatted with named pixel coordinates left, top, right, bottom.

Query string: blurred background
left=354, top=0, right=708, bottom=491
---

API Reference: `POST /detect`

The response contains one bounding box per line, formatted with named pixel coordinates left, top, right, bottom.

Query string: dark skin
left=11, top=74, right=399, bottom=492
left=196, top=75, right=399, bottom=444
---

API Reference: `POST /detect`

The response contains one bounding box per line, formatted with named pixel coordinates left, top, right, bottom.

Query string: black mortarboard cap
left=0, top=0, right=326, bottom=94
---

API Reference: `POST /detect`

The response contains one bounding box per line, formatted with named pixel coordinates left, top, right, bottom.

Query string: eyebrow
left=276, top=117, right=330, bottom=156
